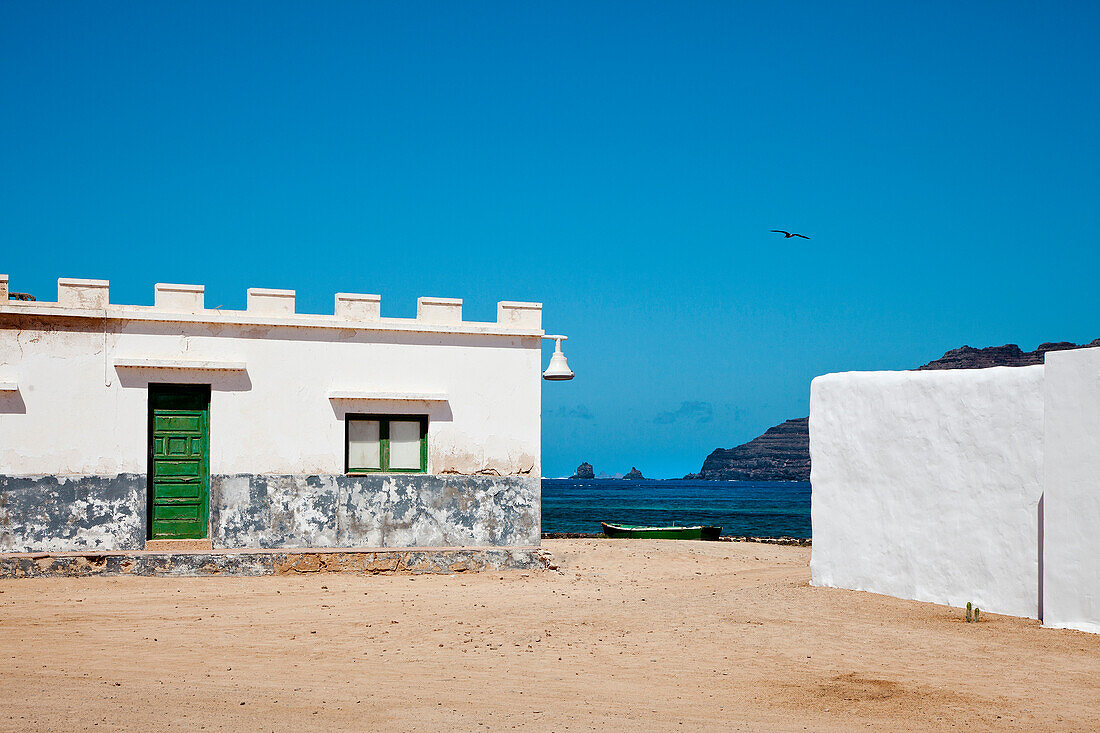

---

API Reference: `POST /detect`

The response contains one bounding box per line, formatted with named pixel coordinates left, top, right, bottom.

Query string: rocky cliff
left=686, top=418, right=810, bottom=481
left=623, top=467, right=645, bottom=480
left=917, top=339, right=1100, bottom=370
left=689, top=339, right=1098, bottom=481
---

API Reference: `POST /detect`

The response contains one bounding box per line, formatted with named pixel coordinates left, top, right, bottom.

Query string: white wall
left=0, top=317, right=541, bottom=478
left=810, top=367, right=1045, bottom=619
left=1042, top=347, right=1100, bottom=633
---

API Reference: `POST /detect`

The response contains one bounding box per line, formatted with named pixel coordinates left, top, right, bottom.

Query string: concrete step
left=144, top=539, right=213, bottom=552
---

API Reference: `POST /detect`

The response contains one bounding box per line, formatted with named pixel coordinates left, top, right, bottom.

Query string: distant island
left=569, top=462, right=645, bottom=480
left=684, top=339, right=1099, bottom=482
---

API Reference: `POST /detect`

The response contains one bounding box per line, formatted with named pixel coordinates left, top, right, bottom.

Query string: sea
left=542, top=478, right=811, bottom=538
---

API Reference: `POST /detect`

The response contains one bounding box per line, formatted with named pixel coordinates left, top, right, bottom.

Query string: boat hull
left=600, top=522, right=722, bottom=540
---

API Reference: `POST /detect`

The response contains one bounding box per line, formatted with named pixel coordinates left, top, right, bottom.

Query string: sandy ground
left=0, top=540, right=1097, bottom=732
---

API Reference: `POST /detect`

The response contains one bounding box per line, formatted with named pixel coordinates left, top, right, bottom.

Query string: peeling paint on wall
left=211, top=474, right=540, bottom=549
left=0, top=474, right=146, bottom=553
left=431, top=447, right=538, bottom=476
left=0, top=473, right=540, bottom=553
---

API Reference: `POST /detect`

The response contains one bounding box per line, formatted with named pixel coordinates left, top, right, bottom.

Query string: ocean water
left=542, top=479, right=811, bottom=538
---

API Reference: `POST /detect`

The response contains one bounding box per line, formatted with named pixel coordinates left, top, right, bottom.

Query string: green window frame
left=345, top=414, right=428, bottom=474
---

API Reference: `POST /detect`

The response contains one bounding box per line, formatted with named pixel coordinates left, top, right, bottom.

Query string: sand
left=0, top=539, right=1097, bottom=731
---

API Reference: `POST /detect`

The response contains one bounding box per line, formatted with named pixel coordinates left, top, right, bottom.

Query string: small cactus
left=973, top=607, right=980, bottom=623
left=966, top=601, right=973, bottom=623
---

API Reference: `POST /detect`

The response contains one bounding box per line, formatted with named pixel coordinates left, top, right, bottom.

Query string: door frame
left=147, top=383, right=211, bottom=540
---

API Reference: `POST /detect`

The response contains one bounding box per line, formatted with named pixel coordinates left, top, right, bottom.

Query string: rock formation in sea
left=623, top=467, right=645, bottom=480
left=571, top=462, right=595, bottom=479
left=687, top=338, right=1099, bottom=482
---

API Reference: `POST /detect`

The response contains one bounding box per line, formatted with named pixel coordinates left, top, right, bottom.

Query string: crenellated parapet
left=0, top=275, right=542, bottom=335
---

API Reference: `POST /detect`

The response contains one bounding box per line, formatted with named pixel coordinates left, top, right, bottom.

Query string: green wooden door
left=148, top=384, right=210, bottom=539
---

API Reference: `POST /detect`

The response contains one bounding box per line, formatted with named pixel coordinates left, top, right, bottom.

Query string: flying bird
left=771, top=230, right=810, bottom=239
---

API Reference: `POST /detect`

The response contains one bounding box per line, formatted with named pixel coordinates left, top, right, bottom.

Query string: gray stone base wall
left=0, top=474, right=540, bottom=552
left=0, top=548, right=549, bottom=578
left=211, top=474, right=540, bottom=549
left=0, top=474, right=146, bottom=553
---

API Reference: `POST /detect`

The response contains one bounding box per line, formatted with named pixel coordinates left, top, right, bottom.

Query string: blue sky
left=3, top=2, right=1098, bottom=478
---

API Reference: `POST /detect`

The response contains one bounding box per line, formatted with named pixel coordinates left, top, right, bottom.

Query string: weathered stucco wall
left=0, top=474, right=538, bottom=552
left=0, top=474, right=146, bottom=552
left=211, top=475, right=540, bottom=549
left=1041, top=347, right=1100, bottom=633
left=809, top=367, right=1045, bottom=619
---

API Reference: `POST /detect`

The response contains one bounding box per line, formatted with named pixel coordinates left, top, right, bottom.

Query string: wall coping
left=417, top=296, right=463, bottom=306
left=334, top=292, right=381, bottom=302
left=56, top=277, right=109, bottom=288
left=155, top=283, right=205, bottom=293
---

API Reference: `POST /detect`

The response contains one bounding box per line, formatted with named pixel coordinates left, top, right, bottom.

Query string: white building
left=0, top=274, right=549, bottom=554
left=810, top=346, right=1100, bottom=633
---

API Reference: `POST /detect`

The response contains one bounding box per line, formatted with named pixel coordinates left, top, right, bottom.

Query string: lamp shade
left=542, top=336, right=574, bottom=381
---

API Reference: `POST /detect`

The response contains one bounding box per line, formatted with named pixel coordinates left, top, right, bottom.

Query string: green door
left=148, top=384, right=210, bottom=539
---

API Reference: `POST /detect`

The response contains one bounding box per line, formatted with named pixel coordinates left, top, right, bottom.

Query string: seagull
left=771, top=230, right=810, bottom=239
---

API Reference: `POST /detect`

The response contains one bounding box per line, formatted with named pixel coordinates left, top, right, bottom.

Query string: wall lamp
left=542, top=335, right=574, bottom=381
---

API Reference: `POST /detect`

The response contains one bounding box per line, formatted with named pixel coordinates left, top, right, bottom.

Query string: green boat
left=600, top=522, right=722, bottom=540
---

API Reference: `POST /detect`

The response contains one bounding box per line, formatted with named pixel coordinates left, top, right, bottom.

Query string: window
left=346, top=415, right=428, bottom=473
